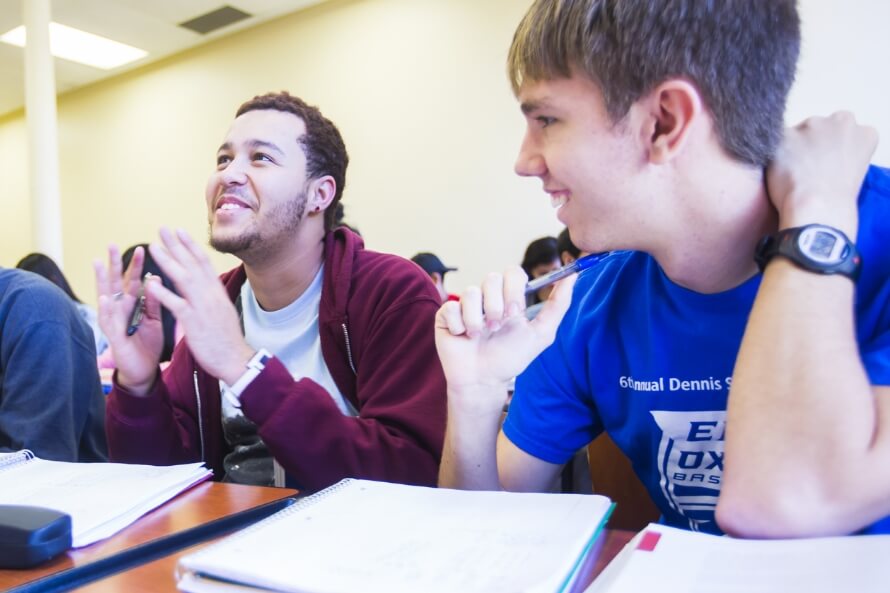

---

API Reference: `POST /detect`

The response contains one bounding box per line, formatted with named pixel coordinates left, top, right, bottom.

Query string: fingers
left=158, top=227, right=213, bottom=274
left=123, top=246, right=145, bottom=295
left=150, top=227, right=218, bottom=299
left=106, top=244, right=124, bottom=297
left=94, top=244, right=136, bottom=337
left=480, top=273, right=505, bottom=331
left=459, top=286, right=484, bottom=337
left=142, top=274, right=164, bottom=322
left=823, top=111, right=879, bottom=157
left=436, top=301, right=466, bottom=336
left=479, top=266, right=529, bottom=331
left=442, top=266, right=528, bottom=338
left=530, top=274, right=577, bottom=344
left=146, top=227, right=206, bottom=319
left=94, top=256, right=111, bottom=300
left=502, top=266, right=528, bottom=318
left=769, top=110, right=877, bottom=235
left=863, top=125, right=879, bottom=154
left=145, top=277, right=188, bottom=319
left=149, top=229, right=198, bottom=296
left=148, top=242, right=184, bottom=293
left=789, top=111, right=878, bottom=156
left=175, top=228, right=217, bottom=275
left=96, top=244, right=139, bottom=300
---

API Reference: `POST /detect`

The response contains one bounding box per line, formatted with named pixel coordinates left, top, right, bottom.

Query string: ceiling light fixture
left=0, top=22, right=148, bottom=70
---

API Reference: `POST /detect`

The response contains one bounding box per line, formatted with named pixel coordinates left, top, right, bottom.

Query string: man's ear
left=307, top=175, right=336, bottom=214
left=639, top=79, right=702, bottom=164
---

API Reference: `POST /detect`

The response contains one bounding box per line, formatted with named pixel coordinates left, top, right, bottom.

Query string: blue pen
left=525, top=252, right=611, bottom=295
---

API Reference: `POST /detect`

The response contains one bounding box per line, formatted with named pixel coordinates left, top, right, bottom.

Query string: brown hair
left=508, top=0, right=800, bottom=166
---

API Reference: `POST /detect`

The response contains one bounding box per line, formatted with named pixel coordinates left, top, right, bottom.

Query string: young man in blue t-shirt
left=436, top=0, right=890, bottom=538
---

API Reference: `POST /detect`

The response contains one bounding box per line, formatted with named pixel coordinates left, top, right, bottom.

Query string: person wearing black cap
left=411, top=253, right=458, bottom=303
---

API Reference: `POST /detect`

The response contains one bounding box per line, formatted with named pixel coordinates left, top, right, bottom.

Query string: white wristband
left=221, top=348, right=272, bottom=408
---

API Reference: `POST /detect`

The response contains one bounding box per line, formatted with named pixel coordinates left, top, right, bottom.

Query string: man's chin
left=209, top=233, right=257, bottom=256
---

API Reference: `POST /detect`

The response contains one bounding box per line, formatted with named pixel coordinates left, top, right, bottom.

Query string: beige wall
left=0, top=0, right=888, bottom=304
left=786, top=0, right=890, bottom=140
left=0, top=114, right=31, bottom=264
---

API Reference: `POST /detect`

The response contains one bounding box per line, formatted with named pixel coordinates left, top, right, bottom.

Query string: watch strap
left=754, top=224, right=861, bottom=281
left=221, top=348, right=272, bottom=408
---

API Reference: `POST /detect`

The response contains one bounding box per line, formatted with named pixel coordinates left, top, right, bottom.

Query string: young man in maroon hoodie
left=96, top=92, right=446, bottom=491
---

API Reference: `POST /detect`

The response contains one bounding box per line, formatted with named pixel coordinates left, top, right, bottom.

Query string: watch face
left=810, top=231, right=837, bottom=257
left=798, top=226, right=848, bottom=263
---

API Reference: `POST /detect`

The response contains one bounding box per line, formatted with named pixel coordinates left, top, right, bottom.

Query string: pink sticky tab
left=636, top=530, right=661, bottom=552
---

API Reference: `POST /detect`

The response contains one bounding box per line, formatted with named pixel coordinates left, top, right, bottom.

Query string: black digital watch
left=754, top=224, right=861, bottom=281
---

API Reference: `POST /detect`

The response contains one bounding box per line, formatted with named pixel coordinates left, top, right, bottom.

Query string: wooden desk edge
left=0, top=483, right=296, bottom=592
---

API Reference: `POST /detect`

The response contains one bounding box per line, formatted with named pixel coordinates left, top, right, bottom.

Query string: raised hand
left=767, top=111, right=878, bottom=236
left=146, top=227, right=254, bottom=386
left=94, top=245, right=165, bottom=394
left=435, top=265, right=576, bottom=409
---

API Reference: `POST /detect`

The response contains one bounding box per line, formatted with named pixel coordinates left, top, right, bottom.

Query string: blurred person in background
left=411, top=252, right=459, bottom=303
left=16, top=253, right=108, bottom=356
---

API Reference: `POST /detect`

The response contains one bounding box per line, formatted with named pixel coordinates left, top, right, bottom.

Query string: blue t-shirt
left=504, top=165, right=890, bottom=535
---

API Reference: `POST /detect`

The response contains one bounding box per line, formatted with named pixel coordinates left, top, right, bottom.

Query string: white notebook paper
left=0, top=450, right=211, bottom=547
left=585, top=523, right=890, bottom=593
left=177, top=478, right=613, bottom=593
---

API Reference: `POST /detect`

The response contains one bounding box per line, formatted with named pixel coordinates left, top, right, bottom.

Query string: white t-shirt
left=220, top=266, right=356, bottom=486
left=241, top=266, right=354, bottom=415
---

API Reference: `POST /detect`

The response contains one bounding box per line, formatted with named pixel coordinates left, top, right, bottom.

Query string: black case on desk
left=0, top=505, right=72, bottom=568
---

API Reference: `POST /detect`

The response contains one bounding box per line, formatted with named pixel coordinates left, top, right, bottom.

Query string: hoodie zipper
left=193, top=370, right=205, bottom=462
left=342, top=323, right=357, bottom=375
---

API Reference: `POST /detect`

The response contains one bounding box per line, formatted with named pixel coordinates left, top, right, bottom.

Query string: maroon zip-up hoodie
left=105, top=228, right=446, bottom=491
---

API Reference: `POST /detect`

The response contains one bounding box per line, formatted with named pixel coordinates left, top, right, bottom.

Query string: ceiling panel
left=52, top=0, right=200, bottom=52
left=0, top=0, right=331, bottom=117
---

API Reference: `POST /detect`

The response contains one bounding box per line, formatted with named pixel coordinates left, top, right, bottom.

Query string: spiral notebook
left=0, top=450, right=211, bottom=547
left=176, top=478, right=614, bottom=593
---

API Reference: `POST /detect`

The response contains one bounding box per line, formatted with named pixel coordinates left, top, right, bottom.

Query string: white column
left=23, top=0, right=64, bottom=266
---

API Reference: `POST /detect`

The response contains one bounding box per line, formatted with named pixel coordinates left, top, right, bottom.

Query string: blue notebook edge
left=557, top=501, right=617, bottom=593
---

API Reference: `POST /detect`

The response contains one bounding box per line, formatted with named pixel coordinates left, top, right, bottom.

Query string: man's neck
left=240, top=229, right=326, bottom=312
left=651, top=162, right=777, bottom=294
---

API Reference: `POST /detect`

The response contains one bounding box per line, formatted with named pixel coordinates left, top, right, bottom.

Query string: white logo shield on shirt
left=650, top=410, right=726, bottom=532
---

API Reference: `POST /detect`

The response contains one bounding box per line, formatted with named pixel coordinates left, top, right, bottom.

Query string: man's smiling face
left=206, top=109, right=311, bottom=257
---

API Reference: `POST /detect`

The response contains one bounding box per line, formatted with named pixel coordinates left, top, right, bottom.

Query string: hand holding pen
left=434, top=254, right=608, bottom=392
left=126, top=273, right=151, bottom=336
left=94, top=245, right=166, bottom=396
left=524, top=252, right=611, bottom=295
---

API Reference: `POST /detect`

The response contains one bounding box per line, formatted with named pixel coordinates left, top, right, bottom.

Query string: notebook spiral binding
left=0, top=449, right=34, bottom=474
left=181, top=478, right=356, bottom=563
